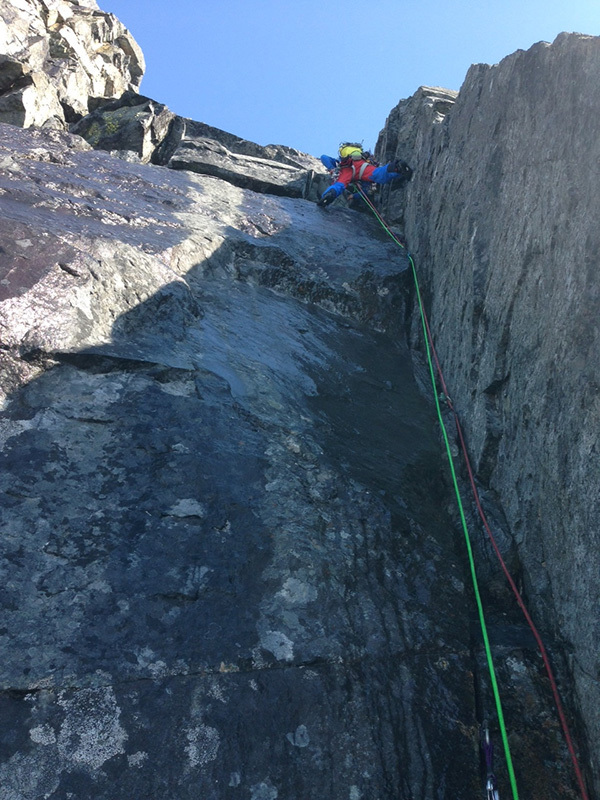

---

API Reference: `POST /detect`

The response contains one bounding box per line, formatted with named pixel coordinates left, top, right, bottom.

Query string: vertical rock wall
left=379, top=33, right=600, bottom=789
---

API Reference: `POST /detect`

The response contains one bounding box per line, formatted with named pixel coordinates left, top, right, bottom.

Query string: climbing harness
left=353, top=183, right=590, bottom=800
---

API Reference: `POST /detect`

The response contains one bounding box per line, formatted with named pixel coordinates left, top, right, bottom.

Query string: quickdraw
left=482, top=722, right=500, bottom=800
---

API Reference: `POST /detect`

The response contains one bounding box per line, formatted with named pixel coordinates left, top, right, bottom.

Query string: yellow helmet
left=339, top=143, right=363, bottom=160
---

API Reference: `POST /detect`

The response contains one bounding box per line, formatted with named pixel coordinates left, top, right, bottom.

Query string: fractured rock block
left=0, top=69, right=65, bottom=128
left=160, top=118, right=326, bottom=198
left=71, top=92, right=175, bottom=162
left=0, top=0, right=145, bottom=128
left=167, top=135, right=313, bottom=198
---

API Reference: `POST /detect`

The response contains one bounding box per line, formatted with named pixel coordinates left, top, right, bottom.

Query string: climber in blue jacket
left=317, top=143, right=412, bottom=207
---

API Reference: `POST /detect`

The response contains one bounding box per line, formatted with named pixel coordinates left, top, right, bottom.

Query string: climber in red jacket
left=317, top=143, right=412, bottom=207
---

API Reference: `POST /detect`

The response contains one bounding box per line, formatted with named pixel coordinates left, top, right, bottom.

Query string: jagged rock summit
left=0, top=0, right=144, bottom=127
left=0, top=3, right=598, bottom=799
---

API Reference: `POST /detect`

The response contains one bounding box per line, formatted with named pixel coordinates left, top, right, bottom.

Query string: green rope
left=358, top=190, right=520, bottom=800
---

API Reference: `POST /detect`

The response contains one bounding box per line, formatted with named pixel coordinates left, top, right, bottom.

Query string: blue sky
left=104, top=0, right=600, bottom=158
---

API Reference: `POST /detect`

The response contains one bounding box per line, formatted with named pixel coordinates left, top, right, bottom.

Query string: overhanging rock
left=165, top=130, right=314, bottom=198
left=160, top=118, right=328, bottom=199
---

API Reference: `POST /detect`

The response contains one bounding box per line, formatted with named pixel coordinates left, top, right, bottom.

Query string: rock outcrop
left=378, top=32, right=600, bottom=793
left=0, top=2, right=596, bottom=797
left=70, top=91, right=175, bottom=163
left=0, top=0, right=144, bottom=127
left=71, top=92, right=329, bottom=199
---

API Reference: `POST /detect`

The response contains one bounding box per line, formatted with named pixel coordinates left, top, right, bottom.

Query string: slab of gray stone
left=70, top=98, right=330, bottom=196
left=378, top=33, right=600, bottom=794
left=162, top=119, right=329, bottom=199
left=166, top=131, right=315, bottom=198
left=0, top=121, right=468, bottom=797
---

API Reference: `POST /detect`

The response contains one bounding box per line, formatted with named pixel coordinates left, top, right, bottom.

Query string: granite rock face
left=378, top=33, right=600, bottom=794
left=0, top=0, right=144, bottom=127
left=0, top=122, right=462, bottom=800
left=160, top=117, right=327, bottom=199
left=0, top=119, right=582, bottom=799
left=70, top=91, right=176, bottom=163
left=375, top=85, right=458, bottom=230
left=0, top=0, right=595, bottom=793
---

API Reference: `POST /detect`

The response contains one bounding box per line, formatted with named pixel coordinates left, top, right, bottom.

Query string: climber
left=317, top=143, right=413, bottom=207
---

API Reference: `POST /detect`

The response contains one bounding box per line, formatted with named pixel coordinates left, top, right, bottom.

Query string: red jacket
left=336, top=158, right=378, bottom=188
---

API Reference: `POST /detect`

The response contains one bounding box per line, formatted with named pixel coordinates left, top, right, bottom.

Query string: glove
left=388, top=159, right=413, bottom=182
left=317, top=189, right=336, bottom=207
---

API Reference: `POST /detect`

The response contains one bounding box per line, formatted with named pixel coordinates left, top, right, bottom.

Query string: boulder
left=71, top=91, right=175, bottom=163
